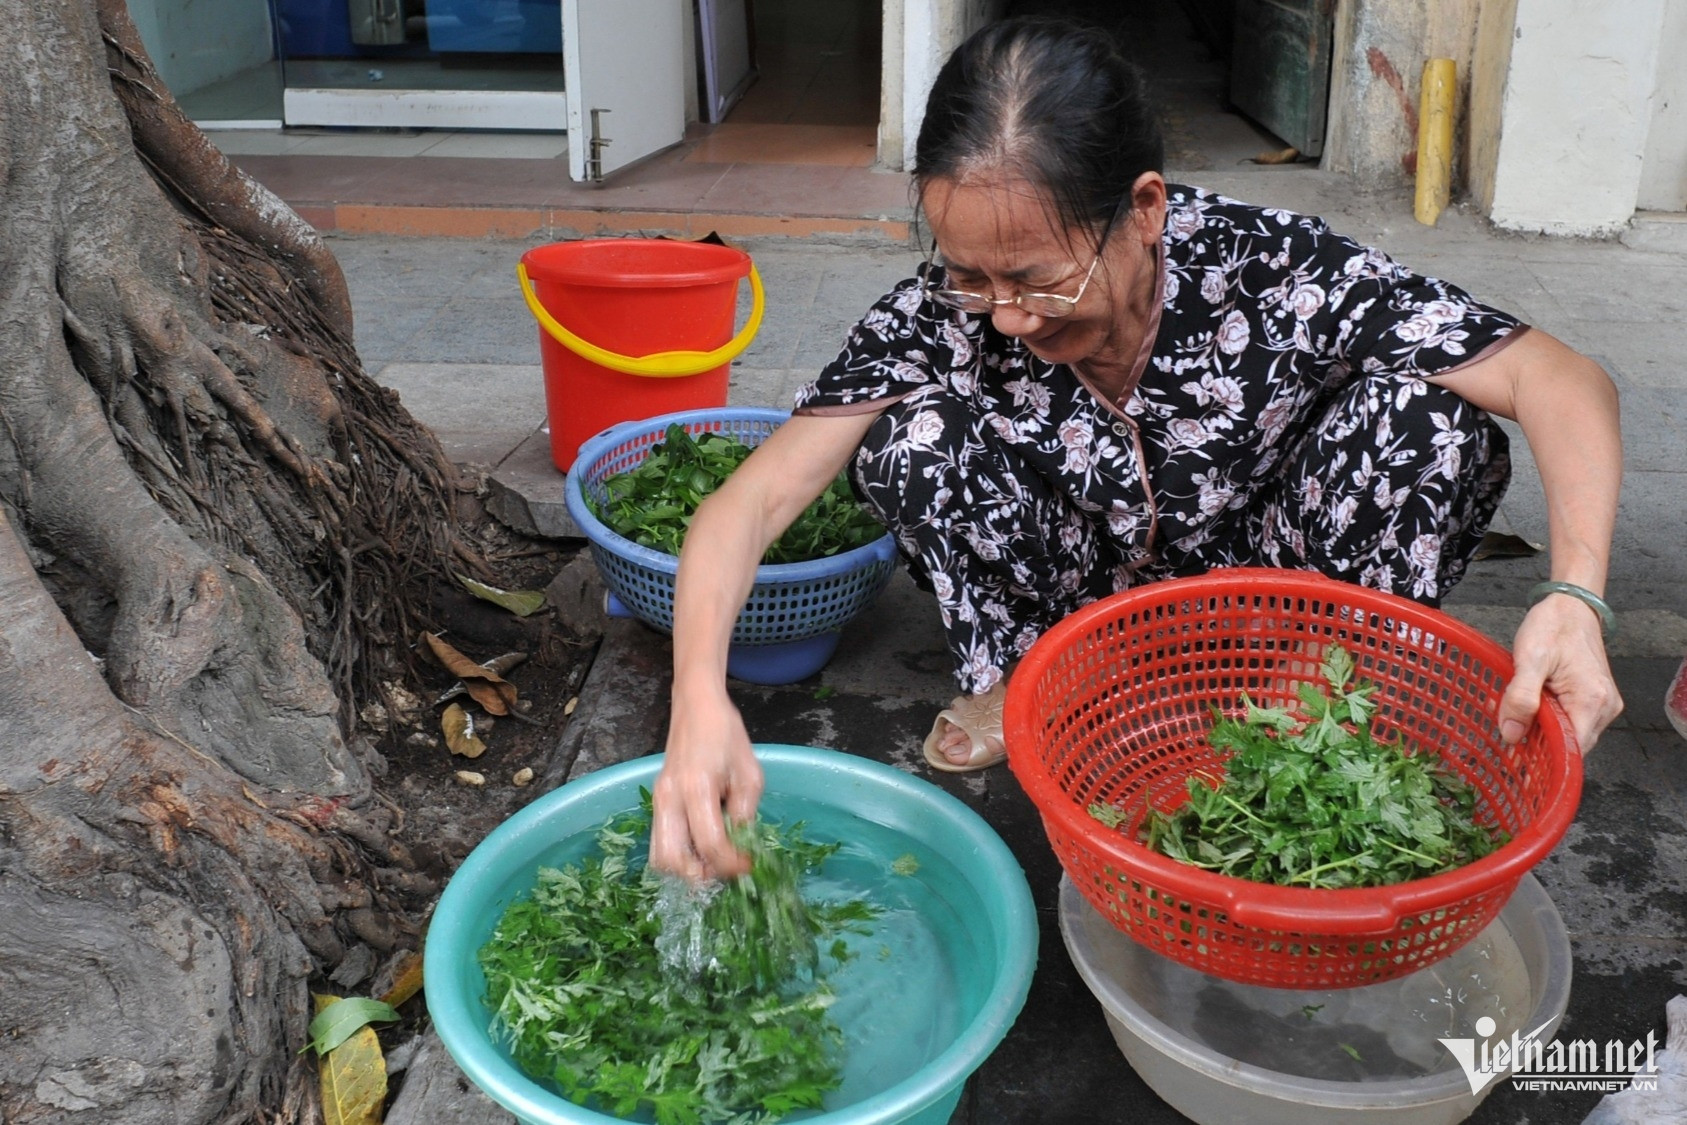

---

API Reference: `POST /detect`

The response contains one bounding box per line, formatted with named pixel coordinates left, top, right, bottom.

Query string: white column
left=1489, top=0, right=1670, bottom=235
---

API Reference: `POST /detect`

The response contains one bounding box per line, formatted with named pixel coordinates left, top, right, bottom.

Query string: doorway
left=1006, top=0, right=1296, bottom=171
left=686, top=0, right=882, bottom=168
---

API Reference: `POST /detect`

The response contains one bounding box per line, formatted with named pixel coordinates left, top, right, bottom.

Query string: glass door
left=276, top=0, right=567, bottom=130
left=131, top=0, right=285, bottom=126
left=131, top=0, right=567, bottom=131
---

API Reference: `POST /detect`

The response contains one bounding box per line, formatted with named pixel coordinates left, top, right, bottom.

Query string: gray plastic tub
left=1059, top=874, right=1572, bottom=1124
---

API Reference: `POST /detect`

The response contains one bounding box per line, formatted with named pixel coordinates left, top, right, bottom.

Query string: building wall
left=1487, top=0, right=1670, bottom=235
left=1637, top=0, right=1687, bottom=211
left=130, top=0, right=274, bottom=98
left=1324, top=0, right=1486, bottom=189
left=1465, top=0, right=1518, bottom=214
left=879, top=0, right=1004, bottom=172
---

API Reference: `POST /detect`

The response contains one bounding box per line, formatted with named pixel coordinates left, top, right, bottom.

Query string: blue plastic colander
left=563, top=408, right=897, bottom=684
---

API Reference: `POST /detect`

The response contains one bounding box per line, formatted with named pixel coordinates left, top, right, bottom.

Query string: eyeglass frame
left=924, top=251, right=1103, bottom=319
left=922, top=198, right=1126, bottom=319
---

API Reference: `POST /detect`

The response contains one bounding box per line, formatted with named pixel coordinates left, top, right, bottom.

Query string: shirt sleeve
left=1242, top=216, right=1524, bottom=388
left=792, top=265, right=954, bottom=413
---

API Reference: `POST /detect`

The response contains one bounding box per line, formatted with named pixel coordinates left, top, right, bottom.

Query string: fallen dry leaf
left=377, top=952, right=424, bottom=1010
left=1251, top=145, right=1301, bottom=164
left=433, top=653, right=528, bottom=708
left=441, top=704, right=486, bottom=759
left=423, top=634, right=519, bottom=715
left=456, top=574, right=548, bottom=617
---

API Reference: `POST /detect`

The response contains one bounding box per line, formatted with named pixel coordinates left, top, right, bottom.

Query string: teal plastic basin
left=424, top=745, right=1038, bottom=1125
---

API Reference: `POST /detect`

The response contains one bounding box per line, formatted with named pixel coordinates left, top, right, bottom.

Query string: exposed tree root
left=0, top=2, right=490, bottom=1120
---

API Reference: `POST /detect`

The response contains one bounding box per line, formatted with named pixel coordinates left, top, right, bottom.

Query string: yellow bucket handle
left=518, top=260, right=764, bottom=378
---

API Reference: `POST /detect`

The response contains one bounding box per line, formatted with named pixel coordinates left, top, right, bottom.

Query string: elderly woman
left=651, top=17, right=1623, bottom=880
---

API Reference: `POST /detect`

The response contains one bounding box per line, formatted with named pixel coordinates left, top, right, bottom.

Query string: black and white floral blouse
left=793, top=184, right=1524, bottom=693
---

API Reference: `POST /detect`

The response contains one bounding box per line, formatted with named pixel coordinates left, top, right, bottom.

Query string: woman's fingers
left=1501, top=597, right=1624, bottom=753
left=1497, top=665, right=1545, bottom=747
left=650, top=713, right=763, bottom=882
left=649, top=782, right=708, bottom=883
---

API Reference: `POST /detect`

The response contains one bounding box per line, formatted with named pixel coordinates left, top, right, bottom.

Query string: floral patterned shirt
left=793, top=184, right=1524, bottom=576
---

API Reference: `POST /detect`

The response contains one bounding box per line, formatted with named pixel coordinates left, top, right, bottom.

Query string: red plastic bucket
left=518, top=239, right=764, bottom=471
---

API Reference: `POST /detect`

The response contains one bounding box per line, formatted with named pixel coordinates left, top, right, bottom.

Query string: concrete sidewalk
left=358, top=170, right=1687, bottom=1125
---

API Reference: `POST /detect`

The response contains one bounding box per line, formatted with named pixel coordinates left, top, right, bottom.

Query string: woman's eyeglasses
left=926, top=251, right=1102, bottom=319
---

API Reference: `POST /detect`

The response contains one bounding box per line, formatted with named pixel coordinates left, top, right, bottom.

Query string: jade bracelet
left=1527, top=580, right=1616, bottom=638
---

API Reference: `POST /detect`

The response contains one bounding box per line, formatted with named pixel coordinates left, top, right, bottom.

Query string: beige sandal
left=921, top=682, right=1007, bottom=773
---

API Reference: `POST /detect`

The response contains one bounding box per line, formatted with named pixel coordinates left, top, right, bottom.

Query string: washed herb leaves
left=589, top=424, right=884, bottom=563
left=477, top=801, right=878, bottom=1124
left=1092, top=645, right=1508, bottom=889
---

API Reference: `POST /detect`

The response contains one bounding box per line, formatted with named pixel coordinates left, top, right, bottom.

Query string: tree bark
left=0, top=2, right=477, bottom=1119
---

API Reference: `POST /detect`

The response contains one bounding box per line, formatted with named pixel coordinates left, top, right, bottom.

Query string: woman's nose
left=990, top=302, right=1042, bottom=335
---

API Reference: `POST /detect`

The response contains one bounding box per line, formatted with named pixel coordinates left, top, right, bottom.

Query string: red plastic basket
left=1004, top=568, right=1582, bottom=990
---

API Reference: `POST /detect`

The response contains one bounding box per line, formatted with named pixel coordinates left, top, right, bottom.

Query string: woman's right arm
left=649, top=410, right=883, bottom=881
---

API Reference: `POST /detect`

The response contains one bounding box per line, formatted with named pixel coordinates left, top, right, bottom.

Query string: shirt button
left=1112, top=420, right=1130, bottom=438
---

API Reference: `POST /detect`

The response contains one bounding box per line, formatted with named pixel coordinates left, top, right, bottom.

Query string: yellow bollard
left=1415, top=58, right=1458, bottom=226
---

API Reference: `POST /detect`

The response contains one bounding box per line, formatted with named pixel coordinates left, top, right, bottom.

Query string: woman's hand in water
left=650, top=685, right=763, bottom=882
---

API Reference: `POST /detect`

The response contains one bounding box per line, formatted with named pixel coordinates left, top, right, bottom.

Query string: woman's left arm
left=1427, top=327, right=1624, bottom=752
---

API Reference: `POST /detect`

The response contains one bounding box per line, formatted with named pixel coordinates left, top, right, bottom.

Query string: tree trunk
left=0, top=2, right=478, bottom=1119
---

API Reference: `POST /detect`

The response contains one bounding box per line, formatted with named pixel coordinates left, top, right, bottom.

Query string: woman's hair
left=913, top=16, right=1163, bottom=241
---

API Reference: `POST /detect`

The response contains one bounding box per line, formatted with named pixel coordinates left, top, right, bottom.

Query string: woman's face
left=921, top=173, right=1164, bottom=369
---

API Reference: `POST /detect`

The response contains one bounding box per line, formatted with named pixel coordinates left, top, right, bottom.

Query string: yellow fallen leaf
left=378, top=952, right=424, bottom=1010
left=1251, top=145, right=1301, bottom=165
left=314, top=994, right=387, bottom=1125
left=456, top=574, right=548, bottom=617
left=442, top=704, right=486, bottom=759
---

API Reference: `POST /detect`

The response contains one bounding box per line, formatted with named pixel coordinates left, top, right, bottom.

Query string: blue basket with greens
left=564, top=408, right=896, bottom=684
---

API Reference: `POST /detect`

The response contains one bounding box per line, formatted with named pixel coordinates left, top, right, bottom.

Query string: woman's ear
left=1129, top=172, right=1168, bottom=242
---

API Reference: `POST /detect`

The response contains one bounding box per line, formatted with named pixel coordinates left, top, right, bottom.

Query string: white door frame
left=282, top=89, right=567, bottom=131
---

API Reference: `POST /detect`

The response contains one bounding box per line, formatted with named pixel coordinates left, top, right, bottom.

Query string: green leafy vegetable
left=477, top=802, right=878, bottom=1124
left=1095, top=644, right=1508, bottom=889
left=589, top=424, right=884, bottom=563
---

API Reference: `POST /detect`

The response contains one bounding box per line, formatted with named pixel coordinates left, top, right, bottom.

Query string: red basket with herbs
left=1004, top=568, right=1582, bottom=990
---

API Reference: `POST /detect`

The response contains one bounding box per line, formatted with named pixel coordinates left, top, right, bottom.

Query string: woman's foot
left=921, top=682, right=1008, bottom=772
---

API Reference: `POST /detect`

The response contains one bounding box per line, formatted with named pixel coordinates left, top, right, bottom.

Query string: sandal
left=921, top=683, right=1007, bottom=773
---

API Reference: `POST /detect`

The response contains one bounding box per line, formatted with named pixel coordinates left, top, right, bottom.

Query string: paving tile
left=1524, top=260, right=1687, bottom=321
left=235, top=153, right=392, bottom=204
left=420, top=132, right=568, bottom=160
left=400, top=294, right=537, bottom=365
left=204, top=129, right=309, bottom=156
left=372, top=362, right=544, bottom=467
left=361, top=156, right=565, bottom=208
left=1609, top=471, right=1687, bottom=605
left=726, top=366, right=815, bottom=410
left=544, top=155, right=729, bottom=213
left=683, top=123, right=878, bottom=167
left=348, top=297, right=446, bottom=367
left=332, top=237, right=490, bottom=301
left=697, top=161, right=915, bottom=219
left=1551, top=316, right=1687, bottom=390
left=485, top=427, right=578, bottom=540
left=289, top=131, right=442, bottom=158
left=1615, top=386, right=1685, bottom=471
